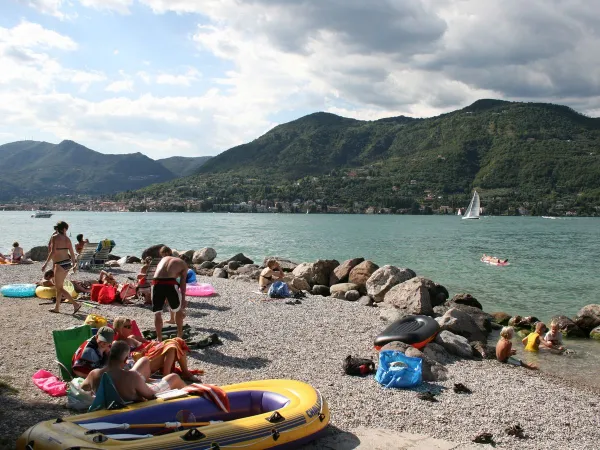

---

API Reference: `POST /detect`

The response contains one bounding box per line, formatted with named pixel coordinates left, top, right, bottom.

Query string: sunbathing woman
left=11, top=242, right=24, bottom=263
left=112, top=316, right=200, bottom=381
left=42, top=221, right=81, bottom=314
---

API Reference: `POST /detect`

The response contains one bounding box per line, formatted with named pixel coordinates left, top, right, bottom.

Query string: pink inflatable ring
left=186, top=283, right=215, bottom=297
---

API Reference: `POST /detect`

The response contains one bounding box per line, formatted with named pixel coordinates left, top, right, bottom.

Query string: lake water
left=2, top=212, right=599, bottom=387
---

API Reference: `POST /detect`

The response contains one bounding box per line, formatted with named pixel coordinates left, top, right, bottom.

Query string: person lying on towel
left=113, top=316, right=201, bottom=381
left=81, top=341, right=186, bottom=402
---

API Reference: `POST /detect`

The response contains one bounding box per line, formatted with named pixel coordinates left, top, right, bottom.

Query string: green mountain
left=0, top=140, right=177, bottom=201
left=157, top=156, right=212, bottom=177
left=127, top=99, right=600, bottom=215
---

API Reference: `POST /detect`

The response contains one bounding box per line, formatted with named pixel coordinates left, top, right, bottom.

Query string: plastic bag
left=67, top=377, right=95, bottom=411
left=97, top=285, right=117, bottom=304
left=268, top=281, right=290, bottom=298
left=32, top=370, right=67, bottom=397
left=84, top=314, right=108, bottom=328
left=375, top=350, right=422, bottom=388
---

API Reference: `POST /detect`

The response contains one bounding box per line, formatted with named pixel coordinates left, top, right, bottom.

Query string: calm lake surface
left=1, top=212, right=599, bottom=387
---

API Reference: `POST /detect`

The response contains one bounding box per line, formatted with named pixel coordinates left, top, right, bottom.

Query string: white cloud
left=78, top=0, right=133, bottom=14
left=0, top=21, right=77, bottom=51
left=21, top=0, right=66, bottom=19
left=156, top=68, right=201, bottom=86
left=105, top=79, right=134, bottom=92
left=113, top=49, right=119, bottom=55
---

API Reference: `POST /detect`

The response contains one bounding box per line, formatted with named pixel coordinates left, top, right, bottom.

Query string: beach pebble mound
left=1, top=263, right=599, bottom=449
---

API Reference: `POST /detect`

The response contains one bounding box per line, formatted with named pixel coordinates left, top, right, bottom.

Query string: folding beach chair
left=137, top=257, right=161, bottom=302
left=53, top=324, right=92, bottom=381
left=90, top=239, right=115, bottom=270
left=76, top=242, right=99, bottom=271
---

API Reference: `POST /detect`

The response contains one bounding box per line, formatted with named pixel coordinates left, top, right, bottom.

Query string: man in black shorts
left=152, top=246, right=189, bottom=341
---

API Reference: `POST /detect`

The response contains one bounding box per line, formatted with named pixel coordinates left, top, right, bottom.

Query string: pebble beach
left=1, top=262, right=599, bottom=449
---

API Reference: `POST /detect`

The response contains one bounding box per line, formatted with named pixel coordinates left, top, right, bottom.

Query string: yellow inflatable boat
left=17, top=379, right=329, bottom=449
left=36, top=280, right=78, bottom=299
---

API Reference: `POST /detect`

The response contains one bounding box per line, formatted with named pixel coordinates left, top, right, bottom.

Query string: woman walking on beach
left=42, top=221, right=81, bottom=314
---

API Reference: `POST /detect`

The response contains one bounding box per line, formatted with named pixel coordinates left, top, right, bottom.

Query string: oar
left=106, top=433, right=153, bottom=440
left=80, top=420, right=221, bottom=431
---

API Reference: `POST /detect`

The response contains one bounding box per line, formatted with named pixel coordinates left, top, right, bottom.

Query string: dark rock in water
left=550, top=315, right=587, bottom=338
left=26, top=246, right=48, bottom=262
left=574, top=304, right=600, bottom=334
left=345, top=290, right=361, bottom=301
left=225, top=253, right=254, bottom=265
left=508, top=315, right=539, bottom=330
left=491, top=312, right=511, bottom=325
left=591, top=326, right=600, bottom=340
left=262, top=256, right=298, bottom=272
left=436, top=308, right=487, bottom=343
left=108, top=254, right=120, bottom=261
left=228, top=260, right=241, bottom=270
left=199, top=261, right=217, bottom=269
left=126, top=256, right=141, bottom=264
left=382, top=277, right=433, bottom=316
left=470, top=341, right=495, bottom=359
left=451, top=293, right=482, bottom=310
left=311, top=285, right=330, bottom=297
left=142, top=244, right=165, bottom=259
left=330, top=257, right=364, bottom=285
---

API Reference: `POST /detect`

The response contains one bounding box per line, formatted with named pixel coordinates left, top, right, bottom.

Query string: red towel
left=182, top=384, right=230, bottom=412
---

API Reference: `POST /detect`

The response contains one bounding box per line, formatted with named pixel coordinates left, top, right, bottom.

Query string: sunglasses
left=123, top=324, right=132, bottom=328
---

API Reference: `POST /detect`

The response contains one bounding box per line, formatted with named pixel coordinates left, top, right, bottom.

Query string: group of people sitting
left=496, top=320, right=565, bottom=370
left=74, top=316, right=200, bottom=402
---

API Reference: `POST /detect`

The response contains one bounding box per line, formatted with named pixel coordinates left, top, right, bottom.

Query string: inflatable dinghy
left=374, top=315, right=440, bottom=350
left=17, top=379, right=329, bottom=450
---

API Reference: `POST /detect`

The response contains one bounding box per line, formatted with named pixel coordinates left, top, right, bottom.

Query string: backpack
left=343, top=355, right=376, bottom=376
left=268, top=281, right=290, bottom=298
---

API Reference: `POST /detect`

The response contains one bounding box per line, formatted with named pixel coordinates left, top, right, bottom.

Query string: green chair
left=53, top=324, right=92, bottom=381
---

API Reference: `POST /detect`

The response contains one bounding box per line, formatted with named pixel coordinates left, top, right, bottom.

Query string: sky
left=1, top=0, right=599, bottom=160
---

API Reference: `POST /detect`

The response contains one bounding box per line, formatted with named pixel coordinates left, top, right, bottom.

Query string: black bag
left=343, top=355, right=376, bottom=376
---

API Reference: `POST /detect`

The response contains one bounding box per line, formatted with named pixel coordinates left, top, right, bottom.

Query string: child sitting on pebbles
left=496, top=326, right=537, bottom=370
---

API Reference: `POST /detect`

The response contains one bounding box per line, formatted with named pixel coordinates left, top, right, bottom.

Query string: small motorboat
left=17, top=379, right=329, bottom=450
left=31, top=210, right=53, bottom=218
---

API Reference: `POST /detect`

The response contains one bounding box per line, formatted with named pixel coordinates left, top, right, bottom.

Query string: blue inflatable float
left=1, top=283, right=37, bottom=298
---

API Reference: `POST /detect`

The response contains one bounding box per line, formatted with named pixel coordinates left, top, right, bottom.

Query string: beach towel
left=89, top=373, right=126, bottom=412
left=182, top=383, right=230, bottom=412
left=32, top=369, right=67, bottom=397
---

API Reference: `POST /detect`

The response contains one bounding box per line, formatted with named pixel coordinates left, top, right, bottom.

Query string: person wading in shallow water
left=152, top=246, right=188, bottom=341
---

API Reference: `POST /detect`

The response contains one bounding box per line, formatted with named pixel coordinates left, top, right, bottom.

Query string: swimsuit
left=151, top=278, right=181, bottom=314
left=524, top=332, right=540, bottom=352
left=55, top=259, right=73, bottom=271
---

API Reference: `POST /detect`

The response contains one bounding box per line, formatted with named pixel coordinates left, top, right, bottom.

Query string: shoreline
left=0, top=262, right=599, bottom=449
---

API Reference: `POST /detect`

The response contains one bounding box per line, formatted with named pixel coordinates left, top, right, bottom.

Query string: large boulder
left=435, top=330, right=473, bottom=358
left=330, top=283, right=361, bottom=295
left=550, top=315, right=587, bottom=338
left=382, top=277, right=433, bottom=316
left=490, top=312, right=511, bottom=325
left=574, top=304, right=600, bottom=334
left=192, top=247, right=217, bottom=264
left=590, top=326, right=600, bottom=340
left=366, top=265, right=415, bottom=302
left=26, top=246, right=49, bottom=262
left=141, top=244, right=165, bottom=259
left=349, top=261, right=379, bottom=287
left=311, top=285, right=330, bottom=296
left=286, top=276, right=310, bottom=292
left=436, top=308, right=487, bottom=343
left=451, top=293, right=482, bottom=310
left=422, top=342, right=452, bottom=365
left=330, top=258, right=364, bottom=285
left=262, top=256, right=298, bottom=272
left=292, top=260, right=339, bottom=287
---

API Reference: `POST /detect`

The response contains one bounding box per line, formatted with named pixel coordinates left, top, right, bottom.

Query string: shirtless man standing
left=81, top=341, right=185, bottom=402
left=152, top=246, right=188, bottom=341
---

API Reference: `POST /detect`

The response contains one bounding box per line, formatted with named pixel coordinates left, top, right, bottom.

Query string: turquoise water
left=1, top=211, right=600, bottom=387
left=1, top=212, right=598, bottom=320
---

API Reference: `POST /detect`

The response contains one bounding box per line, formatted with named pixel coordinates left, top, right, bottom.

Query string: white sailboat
left=462, top=190, right=480, bottom=220
left=457, top=208, right=462, bottom=216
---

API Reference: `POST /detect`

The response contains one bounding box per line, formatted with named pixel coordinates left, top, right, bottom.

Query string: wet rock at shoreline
left=349, top=260, right=379, bottom=288
left=213, top=268, right=228, bottom=279
left=366, top=265, right=414, bottom=302
left=590, top=326, right=600, bottom=340
left=490, top=312, right=511, bottom=325
left=193, top=247, right=217, bottom=264
left=451, top=293, right=482, bottom=310
left=141, top=244, right=165, bottom=259
left=330, top=257, right=364, bottom=285
left=436, top=308, right=487, bottom=343
left=345, top=290, right=361, bottom=301
left=550, top=315, right=586, bottom=338
left=382, top=277, right=433, bottom=316
left=262, top=256, right=298, bottom=272
left=508, top=315, right=539, bottom=330
left=26, top=246, right=48, bottom=262
left=574, top=304, right=600, bottom=334
left=311, top=285, right=330, bottom=296
left=435, top=330, right=473, bottom=358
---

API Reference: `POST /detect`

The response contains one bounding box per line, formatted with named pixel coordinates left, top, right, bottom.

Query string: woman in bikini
left=42, top=221, right=81, bottom=314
